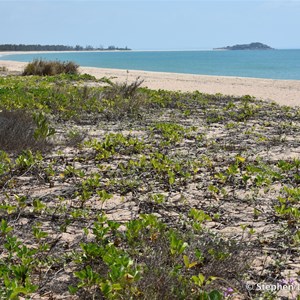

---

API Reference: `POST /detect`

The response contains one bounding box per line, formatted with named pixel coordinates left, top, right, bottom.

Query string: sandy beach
left=1, top=59, right=300, bottom=107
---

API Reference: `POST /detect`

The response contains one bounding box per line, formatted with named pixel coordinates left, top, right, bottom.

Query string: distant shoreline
left=1, top=59, right=299, bottom=107
left=0, top=50, right=132, bottom=56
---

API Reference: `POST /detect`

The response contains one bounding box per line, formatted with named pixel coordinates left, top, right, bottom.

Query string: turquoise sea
left=1, top=50, right=300, bottom=80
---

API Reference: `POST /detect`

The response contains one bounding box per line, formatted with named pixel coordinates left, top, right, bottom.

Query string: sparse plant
left=65, top=129, right=87, bottom=147
left=33, top=112, right=56, bottom=140
left=101, top=77, right=148, bottom=119
left=23, top=59, right=79, bottom=76
left=0, top=109, right=51, bottom=152
left=0, top=66, right=8, bottom=72
left=0, top=72, right=299, bottom=299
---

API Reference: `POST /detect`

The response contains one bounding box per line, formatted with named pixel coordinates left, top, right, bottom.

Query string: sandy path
left=1, top=59, right=300, bottom=107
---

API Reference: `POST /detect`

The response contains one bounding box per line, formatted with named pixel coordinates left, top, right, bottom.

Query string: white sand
left=1, top=59, right=300, bottom=107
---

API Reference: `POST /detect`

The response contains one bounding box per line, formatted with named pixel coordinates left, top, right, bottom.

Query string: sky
left=1, top=0, right=300, bottom=50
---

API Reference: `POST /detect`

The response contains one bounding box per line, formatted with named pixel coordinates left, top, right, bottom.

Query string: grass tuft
left=101, top=77, right=148, bottom=120
left=23, top=59, right=79, bottom=76
left=0, top=66, right=8, bottom=72
left=0, top=109, right=52, bottom=153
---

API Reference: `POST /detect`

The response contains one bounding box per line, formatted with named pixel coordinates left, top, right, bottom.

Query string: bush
left=0, top=66, right=8, bottom=72
left=23, top=59, right=79, bottom=76
left=0, top=109, right=52, bottom=152
left=101, top=77, right=148, bottom=120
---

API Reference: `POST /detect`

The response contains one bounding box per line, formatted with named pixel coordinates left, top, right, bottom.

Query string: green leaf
left=236, top=155, right=246, bottom=163
left=206, top=276, right=218, bottom=285
left=68, top=285, right=78, bottom=295
left=183, top=255, right=197, bottom=269
left=33, top=199, right=46, bottom=212
left=208, top=290, right=223, bottom=300
left=191, top=273, right=206, bottom=287
left=0, top=219, right=13, bottom=235
left=168, top=171, right=175, bottom=185
left=183, top=255, right=189, bottom=268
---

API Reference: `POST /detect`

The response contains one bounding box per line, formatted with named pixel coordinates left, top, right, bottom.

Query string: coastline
left=0, top=50, right=132, bottom=58
left=1, top=59, right=300, bottom=107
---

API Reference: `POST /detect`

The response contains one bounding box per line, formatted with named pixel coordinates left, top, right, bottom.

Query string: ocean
left=1, top=49, right=300, bottom=80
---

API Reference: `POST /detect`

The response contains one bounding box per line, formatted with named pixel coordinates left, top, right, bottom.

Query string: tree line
left=0, top=44, right=131, bottom=51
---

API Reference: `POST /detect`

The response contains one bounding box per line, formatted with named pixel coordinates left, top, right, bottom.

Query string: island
left=214, top=42, right=274, bottom=50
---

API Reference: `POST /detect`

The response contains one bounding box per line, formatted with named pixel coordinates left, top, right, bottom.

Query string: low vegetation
left=0, top=62, right=300, bottom=299
left=0, top=109, right=53, bottom=152
left=0, top=66, right=8, bottom=72
left=22, top=59, right=79, bottom=76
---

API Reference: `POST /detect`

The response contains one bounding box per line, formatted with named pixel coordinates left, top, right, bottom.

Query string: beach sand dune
left=1, top=59, right=299, bottom=107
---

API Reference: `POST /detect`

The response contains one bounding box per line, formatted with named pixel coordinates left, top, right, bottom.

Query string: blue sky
left=1, top=0, right=300, bottom=50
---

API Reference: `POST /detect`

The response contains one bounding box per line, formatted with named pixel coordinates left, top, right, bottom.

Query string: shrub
left=0, top=109, right=52, bottom=152
left=101, top=77, right=148, bottom=120
left=23, top=59, right=79, bottom=76
left=0, top=66, right=8, bottom=72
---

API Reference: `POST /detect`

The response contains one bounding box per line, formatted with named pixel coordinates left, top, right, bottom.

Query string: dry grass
left=101, top=77, right=148, bottom=120
left=0, top=109, right=50, bottom=153
left=23, top=59, right=79, bottom=76
left=0, top=66, right=8, bottom=72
